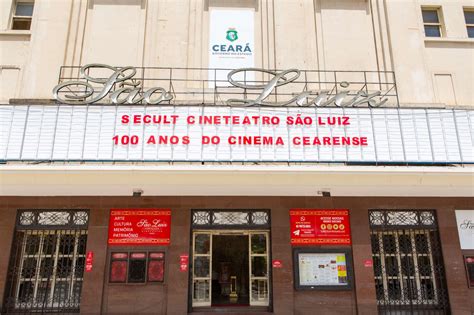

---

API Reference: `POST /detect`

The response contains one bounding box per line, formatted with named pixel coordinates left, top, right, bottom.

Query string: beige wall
left=0, top=0, right=473, bottom=106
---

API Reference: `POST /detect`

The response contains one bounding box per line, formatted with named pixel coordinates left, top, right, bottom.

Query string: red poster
left=272, top=260, right=283, bottom=268
left=85, top=251, right=93, bottom=272
left=180, top=254, right=189, bottom=272
left=364, top=259, right=374, bottom=268
left=290, top=209, right=351, bottom=245
left=108, top=209, right=171, bottom=245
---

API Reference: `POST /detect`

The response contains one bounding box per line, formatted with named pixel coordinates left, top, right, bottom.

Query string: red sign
left=290, top=209, right=351, bottom=245
left=364, top=259, right=373, bottom=268
left=272, top=260, right=283, bottom=268
left=85, top=251, right=93, bottom=272
left=179, top=254, right=189, bottom=272
left=108, top=209, right=171, bottom=245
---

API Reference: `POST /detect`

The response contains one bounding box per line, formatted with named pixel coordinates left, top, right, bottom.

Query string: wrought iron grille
left=2, top=210, right=89, bottom=314
left=191, top=209, right=270, bottom=229
left=56, top=65, right=399, bottom=107
left=369, top=210, right=450, bottom=315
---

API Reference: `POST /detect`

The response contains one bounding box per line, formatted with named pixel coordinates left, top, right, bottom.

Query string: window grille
left=191, top=210, right=270, bottom=229
left=369, top=210, right=450, bottom=314
left=3, top=210, right=89, bottom=313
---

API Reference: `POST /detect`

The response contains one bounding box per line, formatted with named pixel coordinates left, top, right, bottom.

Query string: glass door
left=192, top=233, right=212, bottom=307
left=249, top=232, right=269, bottom=306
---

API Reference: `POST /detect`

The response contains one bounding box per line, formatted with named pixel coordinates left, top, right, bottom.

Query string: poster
left=455, top=210, right=474, bottom=249
left=298, top=253, right=348, bottom=286
left=290, top=209, right=351, bottom=245
left=465, top=256, right=474, bottom=288
left=208, top=8, right=255, bottom=86
left=108, top=209, right=171, bottom=245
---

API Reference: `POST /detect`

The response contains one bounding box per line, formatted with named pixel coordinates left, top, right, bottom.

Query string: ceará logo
left=226, top=28, right=238, bottom=42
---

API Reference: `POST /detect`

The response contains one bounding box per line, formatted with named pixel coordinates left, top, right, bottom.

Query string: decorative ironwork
left=192, top=212, right=212, bottom=226
left=251, top=212, right=269, bottom=225
left=369, top=210, right=450, bottom=314
left=55, top=65, right=399, bottom=107
left=191, top=210, right=270, bottom=229
left=370, top=210, right=437, bottom=229
left=213, top=211, right=249, bottom=225
left=17, top=210, right=89, bottom=229
left=3, top=210, right=89, bottom=313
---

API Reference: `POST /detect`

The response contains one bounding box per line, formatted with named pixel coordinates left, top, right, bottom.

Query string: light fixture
left=322, top=191, right=331, bottom=197
left=317, top=189, right=331, bottom=197
left=133, top=189, right=143, bottom=197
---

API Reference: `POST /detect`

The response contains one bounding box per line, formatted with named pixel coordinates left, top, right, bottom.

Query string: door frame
left=188, top=209, right=273, bottom=312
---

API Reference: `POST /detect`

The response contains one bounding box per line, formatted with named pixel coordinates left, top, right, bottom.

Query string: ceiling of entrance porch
left=0, top=164, right=472, bottom=197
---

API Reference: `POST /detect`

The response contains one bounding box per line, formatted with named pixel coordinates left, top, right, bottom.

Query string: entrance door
left=249, top=232, right=270, bottom=306
left=191, top=231, right=270, bottom=308
left=212, top=235, right=249, bottom=306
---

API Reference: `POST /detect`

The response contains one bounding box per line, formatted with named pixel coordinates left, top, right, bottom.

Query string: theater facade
left=0, top=1, right=473, bottom=314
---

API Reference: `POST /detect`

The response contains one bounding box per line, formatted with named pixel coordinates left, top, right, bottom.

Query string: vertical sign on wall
left=455, top=210, right=474, bottom=249
left=85, top=251, right=94, bottom=272
left=208, top=8, right=255, bottom=86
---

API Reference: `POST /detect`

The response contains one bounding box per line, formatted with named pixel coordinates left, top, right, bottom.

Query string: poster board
left=293, top=248, right=353, bottom=290
left=464, top=256, right=474, bottom=288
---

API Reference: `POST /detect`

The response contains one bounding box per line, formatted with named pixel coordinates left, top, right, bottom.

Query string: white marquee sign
left=0, top=105, right=472, bottom=163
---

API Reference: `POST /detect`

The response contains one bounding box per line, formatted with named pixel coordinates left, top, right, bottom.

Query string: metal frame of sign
left=293, top=247, right=354, bottom=291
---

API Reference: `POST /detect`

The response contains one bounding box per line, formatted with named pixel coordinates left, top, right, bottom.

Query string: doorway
left=211, top=235, right=249, bottom=306
left=191, top=231, right=270, bottom=308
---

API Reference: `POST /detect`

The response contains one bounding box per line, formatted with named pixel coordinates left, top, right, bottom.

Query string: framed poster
left=465, top=256, right=474, bottom=288
left=293, top=248, right=353, bottom=290
left=108, top=209, right=171, bottom=245
left=290, top=209, right=351, bottom=245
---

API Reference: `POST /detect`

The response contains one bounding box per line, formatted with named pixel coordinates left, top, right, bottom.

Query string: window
left=464, top=9, right=474, bottom=38
left=3, top=210, right=89, bottom=313
left=422, top=8, right=443, bottom=37
left=369, top=210, right=450, bottom=313
left=11, top=0, right=34, bottom=30
left=109, top=251, right=165, bottom=284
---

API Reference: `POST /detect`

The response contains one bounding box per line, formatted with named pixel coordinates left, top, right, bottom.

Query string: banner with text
left=0, top=105, right=472, bottom=163
left=108, top=209, right=171, bottom=246
left=290, top=209, right=351, bottom=245
left=209, top=8, right=255, bottom=86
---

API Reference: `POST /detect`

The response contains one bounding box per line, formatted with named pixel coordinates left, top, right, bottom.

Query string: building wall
left=0, top=0, right=473, bottom=107
left=0, top=196, right=472, bottom=314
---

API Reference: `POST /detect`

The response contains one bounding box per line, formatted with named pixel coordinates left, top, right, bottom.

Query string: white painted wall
left=0, top=0, right=473, bottom=104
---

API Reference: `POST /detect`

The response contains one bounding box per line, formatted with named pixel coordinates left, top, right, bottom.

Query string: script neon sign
left=53, top=64, right=388, bottom=107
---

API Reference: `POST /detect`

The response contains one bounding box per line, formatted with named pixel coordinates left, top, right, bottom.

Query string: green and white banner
left=209, top=8, right=255, bottom=86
